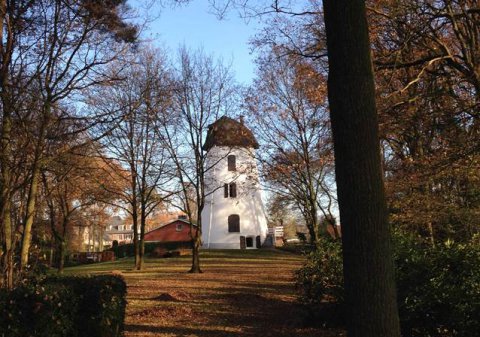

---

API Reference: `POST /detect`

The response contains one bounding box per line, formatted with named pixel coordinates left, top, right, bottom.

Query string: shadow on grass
left=65, top=249, right=343, bottom=336
left=125, top=324, right=243, bottom=337
left=63, top=249, right=303, bottom=275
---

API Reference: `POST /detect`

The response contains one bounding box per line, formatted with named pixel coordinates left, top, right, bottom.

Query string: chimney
left=239, top=115, right=244, bottom=124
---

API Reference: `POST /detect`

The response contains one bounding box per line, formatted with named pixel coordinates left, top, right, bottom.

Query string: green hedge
left=0, top=275, right=127, bottom=337
left=394, top=235, right=480, bottom=337
left=111, top=241, right=192, bottom=258
left=296, top=233, right=480, bottom=337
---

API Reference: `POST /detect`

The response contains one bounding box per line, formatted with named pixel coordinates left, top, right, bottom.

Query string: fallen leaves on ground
left=68, top=249, right=345, bottom=337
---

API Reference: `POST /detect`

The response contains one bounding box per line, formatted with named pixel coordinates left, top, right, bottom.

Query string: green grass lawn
left=64, top=249, right=298, bottom=274
left=64, top=249, right=344, bottom=337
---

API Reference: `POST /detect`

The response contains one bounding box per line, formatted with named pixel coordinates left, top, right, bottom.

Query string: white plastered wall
left=202, top=146, right=269, bottom=249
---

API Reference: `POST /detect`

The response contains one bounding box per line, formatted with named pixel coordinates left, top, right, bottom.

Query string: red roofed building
left=143, top=218, right=197, bottom=243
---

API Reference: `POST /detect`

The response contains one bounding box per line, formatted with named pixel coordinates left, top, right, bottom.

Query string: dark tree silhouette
left=323, top=1, right=401, bottom=336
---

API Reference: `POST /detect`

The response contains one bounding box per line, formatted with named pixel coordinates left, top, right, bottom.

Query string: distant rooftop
left=203, top=116, right=259, bottom=151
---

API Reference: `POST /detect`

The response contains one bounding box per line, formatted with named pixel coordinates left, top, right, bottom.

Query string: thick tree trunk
left=323, top=1, right=401, bottom=337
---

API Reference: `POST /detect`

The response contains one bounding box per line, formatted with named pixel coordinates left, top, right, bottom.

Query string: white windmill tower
left=201, top=116, right=269, bottom=249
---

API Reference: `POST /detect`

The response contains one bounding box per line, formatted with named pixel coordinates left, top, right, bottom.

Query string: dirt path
left=121, top=249, right=344, bottom=337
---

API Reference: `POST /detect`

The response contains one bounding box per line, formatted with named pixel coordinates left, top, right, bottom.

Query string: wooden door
left=240, top=236, right=246, bottom=249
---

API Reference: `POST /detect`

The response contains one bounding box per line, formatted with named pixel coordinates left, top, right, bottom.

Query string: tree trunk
left=57, top=240, right=66, bottom=274
left=189, top=211, right=202, bottom=273
left=307, top=217, right=318, bottom=245
left=20, top=157, right=41, bottom=271
left=0, top=0, right=14, bottom=289
left=0, top=107, right=13, bottom=288
left=2, top=199, right=13, bottom=289
left=323, top=1, right=401, bottom=337
left=189, top=234, right=202, bottom=273
left=331, top=221, right=340, bottom=240
left=49, top=245, right=54, bottom=267
left=133, top=212, right=140, bottom=270
left=20, top=103, right=50, bottom=271
left=138, top=206, right=146, bottom=271
left=427, top=221, right=435, bottom=247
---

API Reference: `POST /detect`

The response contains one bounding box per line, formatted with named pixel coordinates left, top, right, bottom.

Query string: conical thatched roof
left=203, top=116, right=259, bottom=151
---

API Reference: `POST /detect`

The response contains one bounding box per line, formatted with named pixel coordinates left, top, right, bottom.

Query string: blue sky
left=140, top=1, right=261, bottom=85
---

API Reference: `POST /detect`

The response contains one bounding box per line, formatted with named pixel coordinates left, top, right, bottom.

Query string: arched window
left=228, top=155, right=236, bottom=171
left=228, top=214, right=240, bottom=232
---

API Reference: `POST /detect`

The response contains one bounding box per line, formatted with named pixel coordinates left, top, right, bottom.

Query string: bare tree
left=41, top=140, right=118, bottom=273
left=92, top=47, right=174, bottom=270
left=15, top=0, right=137, bottom=271
left=246, top=50, right=336, bottom=245
left=159, top=47, right=237, bottom=273
left=0, top=0, right=39, bottom=289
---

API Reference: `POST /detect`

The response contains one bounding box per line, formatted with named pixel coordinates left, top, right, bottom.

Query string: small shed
left=143, top=219, right=197, bottom=243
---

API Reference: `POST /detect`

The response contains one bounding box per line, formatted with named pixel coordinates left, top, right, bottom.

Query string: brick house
left=143, top=218, right=197, bottom=243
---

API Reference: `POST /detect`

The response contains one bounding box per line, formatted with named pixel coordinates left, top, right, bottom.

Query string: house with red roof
left=143, top=218, right=197, bottom=243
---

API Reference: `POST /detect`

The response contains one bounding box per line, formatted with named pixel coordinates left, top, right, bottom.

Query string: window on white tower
left=229, top=182, right=237, bottom=197
left=223, top=183, right=237, bottom=198
left=228, top=214, right=240, bottom=232
left=228, top=155, right=236, bottom=171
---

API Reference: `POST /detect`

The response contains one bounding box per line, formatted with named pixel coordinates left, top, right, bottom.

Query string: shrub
left=277, top=242, right=316, bottom=255
left=296, top=237, right=343, bottom=306
left=0, top=275, right=127, bottom=337
left=296, top=232, right=480, bottom=337
left=296, top=232, right=308, bottom=243
left=394, top=235, right=480, bottom=337
left=45, top=275, right=127, bottom=337
left=295, top=237, right=344, bottom=327
left=0, top=282, right=77, bottom=337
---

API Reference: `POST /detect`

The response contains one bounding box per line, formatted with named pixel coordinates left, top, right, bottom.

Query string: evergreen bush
left=296, top=233, right=480, bottom=337
left=0, top=275, right=127, bottom=337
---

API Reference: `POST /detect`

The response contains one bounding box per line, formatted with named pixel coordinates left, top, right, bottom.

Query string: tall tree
left=17, top=0, right=137, bottom=271
left=92, top=47, right=173, bottom=270
left=0, top=0, right=37, bottom=289
left=323, top=1, right=401, bottom=336
left=41, top=142, right=118, bottom=273
left=159, top=47, right=237, bottom=273
left=247, top=50, right=336, bottom=245
left=368, top=0, right=480, bottom=242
